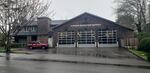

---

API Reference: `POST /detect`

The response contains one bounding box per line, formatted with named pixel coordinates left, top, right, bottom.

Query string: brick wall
left=38, top=36, right=48, bottom=44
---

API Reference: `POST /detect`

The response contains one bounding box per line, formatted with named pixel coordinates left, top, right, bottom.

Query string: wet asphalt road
left=0, top=57, right=150, bottom=73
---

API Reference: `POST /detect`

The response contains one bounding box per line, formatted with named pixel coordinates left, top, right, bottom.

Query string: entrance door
left=78, top=31, right=95, bottom=47
left=98, top=30, right=118, bottom=47
left=58, top=32, right=75, bottom=47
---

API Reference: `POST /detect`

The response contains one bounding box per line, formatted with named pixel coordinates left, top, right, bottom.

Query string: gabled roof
left=51, top=20, right=68, bottom=25
left=53, top=12, right=134, bottom=31
left=27, top=21, right=37, bottom=26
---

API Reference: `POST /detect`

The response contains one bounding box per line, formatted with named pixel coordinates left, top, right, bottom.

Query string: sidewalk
left=0, top=53, right=150, bottom=68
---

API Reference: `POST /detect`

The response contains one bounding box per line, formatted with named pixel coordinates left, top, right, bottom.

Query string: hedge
left=11, top=43, right=27, bottom=48
left=138, top=37, right=150, bottom=52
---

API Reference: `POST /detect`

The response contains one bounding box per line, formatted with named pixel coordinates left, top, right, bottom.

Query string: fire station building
left=14, top=13, right=134, bottom=48
left=51, top=13, right=134, bottom=48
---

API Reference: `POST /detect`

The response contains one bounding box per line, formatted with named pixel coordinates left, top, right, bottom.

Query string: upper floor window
left=21, top=26, right=37, bottom=32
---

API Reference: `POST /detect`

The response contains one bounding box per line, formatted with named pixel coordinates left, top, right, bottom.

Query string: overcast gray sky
left=51, top=0, right=116, bottom=21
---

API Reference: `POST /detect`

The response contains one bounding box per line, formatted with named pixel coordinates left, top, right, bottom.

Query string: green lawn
left=0, top=47, right=19, bottom=53
left=0, top=47, right=17, bottom=53
left=129, top=49, right=149, bottom=60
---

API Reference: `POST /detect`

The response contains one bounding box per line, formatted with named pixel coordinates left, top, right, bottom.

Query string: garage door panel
left=78, top=44, right=96, bottom=47
left=58, top=44, right=75, bottom=47
left=98, top=43, right=118, bottom=47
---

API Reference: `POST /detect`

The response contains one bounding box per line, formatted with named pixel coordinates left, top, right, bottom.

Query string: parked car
left=27, top=41, right=48, bottom=49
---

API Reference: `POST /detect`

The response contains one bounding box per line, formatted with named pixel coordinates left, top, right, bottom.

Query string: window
left=98, top=30, right=117, bottom=44
left=22, top=26, right=37, bottom=32
left=58, top=32, right=75, bottom=44
left=78, top=31, right=95, bottom=44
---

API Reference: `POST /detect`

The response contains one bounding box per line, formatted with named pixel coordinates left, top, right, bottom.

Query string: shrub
left=11, top=43, right=26, bottom=48
left=138, top=37, right=150, bottom=52
left=147, top=53, right=150, bottom=62
left=11, top=43, right=20, bottom=48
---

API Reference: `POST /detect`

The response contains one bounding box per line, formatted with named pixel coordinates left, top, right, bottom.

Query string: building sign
left=71, top=24, right=101, bottom=27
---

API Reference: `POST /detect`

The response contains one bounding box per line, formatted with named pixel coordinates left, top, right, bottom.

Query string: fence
left=121, top=38, right=139, bottom=49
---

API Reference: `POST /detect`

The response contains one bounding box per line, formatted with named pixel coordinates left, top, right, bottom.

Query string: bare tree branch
left=115, top=0, right=148, bottom=32
left=0, top=0, right=52, bottom=58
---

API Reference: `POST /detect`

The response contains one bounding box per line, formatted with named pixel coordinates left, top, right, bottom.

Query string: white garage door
left=58, top=32, right=75, bottom=47
left=98, top=30, right=118, bottom=47
left=78, top=31, right=95, bottom=47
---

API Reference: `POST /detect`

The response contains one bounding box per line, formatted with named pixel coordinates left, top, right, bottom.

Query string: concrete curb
left=13, top=58, right=150, bottom=69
